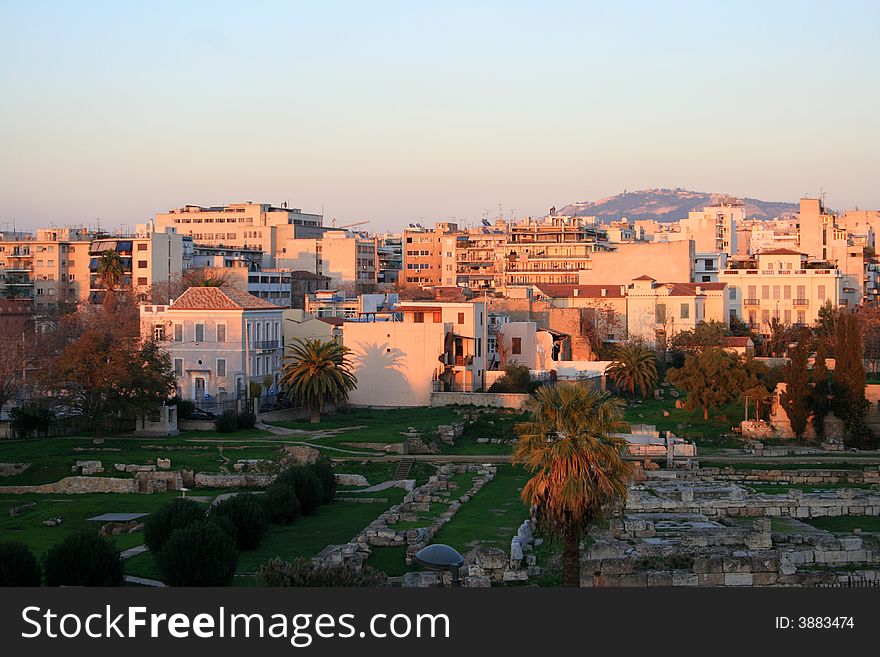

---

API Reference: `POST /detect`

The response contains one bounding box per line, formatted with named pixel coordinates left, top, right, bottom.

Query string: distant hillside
left=557, top=188, right=798, bottom=223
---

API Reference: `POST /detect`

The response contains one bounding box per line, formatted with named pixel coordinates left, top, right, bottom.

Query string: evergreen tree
left=780, top=339, right=810, bottom=439
left=810, top=340, right=831, bottom=439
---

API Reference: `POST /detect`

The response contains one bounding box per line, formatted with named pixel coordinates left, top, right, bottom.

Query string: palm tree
left=96, top=250, right=125, bottom=292
left=607, top=342, right=658, bottom=398
left=513, top=384, right=631, bottom=587
left=279, top=338, right=357, bottom=423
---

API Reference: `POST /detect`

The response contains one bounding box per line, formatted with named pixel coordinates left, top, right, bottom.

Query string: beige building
left=719, top=249, right=841, bottom=333
left=402, top=222, right=459, bottom=286
left=140, top=286, right=284, bottom=403
left=626, top=277, right=729, bottom=347
left=282, top=309, right=339, bottom=351
left=342, top=301, right=487, bottom=406
left=276, top=232, right=378, bottom=289
left=577, top=240, right=695, bottom=286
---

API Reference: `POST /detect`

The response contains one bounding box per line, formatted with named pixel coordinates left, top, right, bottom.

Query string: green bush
left=263, top=483, right=302, bottom=525
left=236, top=411, right=257, bottom=430
left=44, top=530, right=123, bottom=587
left=214, top=410, right=239, bottom=433
left=312, top=459, right=337, bottom=503
left=257, top=557, right=386, bottom=587
left=9, top=401, right=54, bottom=438
left=156, top=521, right=238, bottom=586
left=0, top=541, right=41, bottom=586
left=143, top=498, right=205, bottom=554
left=209, top=493, right=268, bottom=550
left=275, top=466, right=324, bottom=516
left=488, top=364, right=538, bottom=394
left=170, top=396, right=195, bottom=420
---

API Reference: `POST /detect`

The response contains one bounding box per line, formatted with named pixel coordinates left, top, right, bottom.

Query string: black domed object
left=414, top=544, right=465, bottom=587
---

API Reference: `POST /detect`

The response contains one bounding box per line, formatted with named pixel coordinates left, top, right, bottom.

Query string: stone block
left=724, top=573, right=753, bottom=586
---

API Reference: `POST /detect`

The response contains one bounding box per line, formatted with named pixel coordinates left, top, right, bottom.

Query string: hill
left=556, top=188, right=798, bottom=223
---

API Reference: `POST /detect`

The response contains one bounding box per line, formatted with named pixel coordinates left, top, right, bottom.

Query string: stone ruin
left=72, top=460, right=104, bottom=475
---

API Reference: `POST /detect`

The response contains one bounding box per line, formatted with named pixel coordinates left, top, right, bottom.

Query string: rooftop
left=169, top=286, right=282, bottom=311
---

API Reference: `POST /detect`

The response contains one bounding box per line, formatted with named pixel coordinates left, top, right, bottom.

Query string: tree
left=209, top=493, right=269, bottom=550
left=155, top=521, right=238, bottom=586
left=263, top=483, right=302, bottom=525
left=810, top=340, right=832, bottom=438
left=763, top=317, right=797, bottom=357
left=488, top=364, right=535, bottom=393
left=513, top=384, right=631, bottom=587
left=257, top=557, right=387, bottom=587
left=279, top=338, right=357, bottom=423
left=0, top=314, right=35, bottom=419
left=143, top=498, right=206, bottom=553
left=606, top=342, right=658, bottom=398
left=44, top=530, right=123, bottom=587
left=815, top=300, right=839, bottom=354
left=312, top=458, right=338, bottom=503
left=780, top=338, right=810, bottom=439
left=275, top=465, right=325, bottom=516
left=832, top=312, right=877, bottom=449
left=0, top=541, right=41, bottom=586
left=666, top=348, right=749, bottom=420
left=95, top=250, right=126, bottom=293
left=668, top=320, right=728, bottom=354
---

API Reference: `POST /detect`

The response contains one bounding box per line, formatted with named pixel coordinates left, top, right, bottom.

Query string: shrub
left=44, top=530, right=123, bottom=587
left=312, top=459, right=337, bottom=503
left=236, top=411, right=257, bottom=430
left=488, top=364, right=537, bottom=394
left=9, top=401, right=54, bottom=438
left=0, top=541, right=41, bottom=586
left=170, top=396, right=195, bottom=420
left=155, top=521, right=238, bottom=586
left=143, top=498, right=205, bottom=554
left=209, top=493, right=268, bottom=550
left=257, top=557, right=387, bottom=587
left=214, top=410, right=239, bottom=433
left=275, top=465, right=324, bottom=516
left=263, top=483, right=302, bottom=525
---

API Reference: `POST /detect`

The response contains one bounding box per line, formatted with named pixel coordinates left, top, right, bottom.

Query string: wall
left=578, top=240, right=694, bottom=285
left=430, top=392, right=530, bottom=409
left=0, top=476, right=137, bottom=494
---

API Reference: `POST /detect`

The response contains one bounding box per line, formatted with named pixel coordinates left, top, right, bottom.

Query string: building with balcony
left=140, top=286, right=283, bottom=404
left=304, top=289, right=398, bottom=319
left=276, top=232, right=378, bottom=290
left=719, top=249, right=841, bottom=334
left=402, top=222, right=459, bottom=287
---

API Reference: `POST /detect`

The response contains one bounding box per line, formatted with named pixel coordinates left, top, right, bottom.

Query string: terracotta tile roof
left=170, top=286, right=282, bottom=310
left=660, top=282, right=727, bottom=296
left=759, top=248, right=805, bottom=256
left=723, top=336, right=753, bottom=347
left=289, top=270, right=331, bottom=280
left=632, top=274, right=656, bottom=281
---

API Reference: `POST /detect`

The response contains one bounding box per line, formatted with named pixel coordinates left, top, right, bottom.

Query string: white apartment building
left=140, top=286, right=284, bottom=403
left=719, top=249, right=841, bottom=333
left=694, top=252, right=728, bottom=283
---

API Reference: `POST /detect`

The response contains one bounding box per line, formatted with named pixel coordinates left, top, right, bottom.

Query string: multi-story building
left=626, top=277, right=730, bottom=347
left=719, top=249, right=841, bottom=333
left=0, top=227, right=96, bottom=311
left=276, top=232, right=379, bottom=290
left=694, top=252, right=728, bottom=283
left=341, top=300, right=487, bottom=405
left=679, top=202, right=741, bottom=254
left=377, top=233, right=403, bottom=285
left=402, top=222, right=459, bottom=286
left=153, top=202, right=324, bottom=267
left=140, top=286, right=283, bottom=403
left=304, top=289, right=398, bottom=319
left=89, top=228, right=191, bottom=303
left=455, top=224, right=507, bottom=290
left=577, top=240, right=694, bottom=286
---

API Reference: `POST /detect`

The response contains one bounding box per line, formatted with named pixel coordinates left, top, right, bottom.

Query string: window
left=173, top=359, right=183, bottom=375
left=729, top=288, right=737, bottom=300
left=173, top=324, right=183, bottom=342
left=656, top=303, right=667, bottom=324
left=457, top=312, right=465, bottom=325
left=797, top=310, right=806, bottom=324
left=797, top=285, right=806, bottom=299
left=195, top=323, right=205, bottom=343
left=784, top=309, right=792, bottom=324
left=137, top=277, right=148, bottom=286
left=762, top=285, right=769, bottom=299
left=762, top=310, right=770, bottom=325
left=818, top=285, right=826, bottom=300
left=137, top=260, right=147, bottom=268
left=476, top=337, right=482, bottom=358
left=137, top=243, right=148, bottom=251
left=512, top=337, right=522, bottom=354
left=216, top=324, right=226, bottom=342
left=153, top=324, right=165, bottom=341
left=217, top=358, right=227, bottom=377
left=772, top=286, right=780, bottom=300
left=413, top=312, right=424, bottom=323
left=432, top=311, right=442, bottom=323
left=680, top=303, right=689, bottom=319
left=783, top=285, right=791, bottom=299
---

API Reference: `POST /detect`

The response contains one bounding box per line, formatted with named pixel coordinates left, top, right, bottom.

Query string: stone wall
left=0, top=476, right=138, bottom=494
left=194, top=472, right=275, bottom=489
left=430, top=392, right=530, bottom=409
left=652, top=467, right=880, bottom=486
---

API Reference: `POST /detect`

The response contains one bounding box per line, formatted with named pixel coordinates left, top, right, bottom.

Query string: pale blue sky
left=1, top=1, right=878, bottom=232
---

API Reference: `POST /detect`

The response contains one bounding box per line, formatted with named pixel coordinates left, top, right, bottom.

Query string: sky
left=1, top=1, right=878, bottom=233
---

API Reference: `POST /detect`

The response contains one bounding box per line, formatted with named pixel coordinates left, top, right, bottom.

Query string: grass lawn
left=0, top=491, right=187, bottom=558
left=365, top=545, right=410, bottom=577
left=432, top=465, right=530, bottom=553
left=333, top=460, right=437, bottom=488
left=0, top=433, right=281, bottom=486
left=232, top=488, right=407, bottom=584
left=746, top=483, right=877, bottom=495
left=802, top=516, right=880, bottom=533
left=623, top=395, right=744, bottom=447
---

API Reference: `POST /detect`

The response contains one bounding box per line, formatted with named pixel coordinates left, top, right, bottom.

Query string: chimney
left=695, top=286, right=702, bottom=295
left=600, top=288, right=607, bottom=297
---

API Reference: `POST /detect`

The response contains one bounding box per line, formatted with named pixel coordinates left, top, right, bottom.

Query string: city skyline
left=2, top=1, right=879, bottom=231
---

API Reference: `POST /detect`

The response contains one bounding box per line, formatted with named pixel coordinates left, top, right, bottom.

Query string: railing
left=743, top=298, right=759, bottom=306
left=253, top=340, right=279, bottom=350
left=793, top=298, right=809, bottom=306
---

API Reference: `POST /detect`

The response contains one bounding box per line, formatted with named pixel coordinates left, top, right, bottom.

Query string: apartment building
left=626, top=277, right=730, bottom=347
left=304, top=289, right=398, bottom=319
left=377, top=234, right=403, bottom=285
left=577, top=240, right=694, bottom=285
left=455, top=225, right=506, bottom=290
left=140, top=286, right=283, bottom=403
left=276, top=232, right=378, bottom=290
left=153, top=202, right=324, bottom=267
left=719, top=249, right=841, bottom=333
left=694, top=252, right=728, bottom=283
left=0, top=228, right=96, bottom=311
left=402, top=222, right=459, bottom=286
left=341, top=300, right=487, bottom=406
left=89, top=228, right=191, bottom=303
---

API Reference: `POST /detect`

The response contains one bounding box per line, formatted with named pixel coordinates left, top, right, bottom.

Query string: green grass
left=701, top=461, right=875, bottom=471
left=623, top=395, right=744, bottom=447
left=365, top=545, right=410, bottom=577
left=443, top=412, right=526, bottom=455
left=123, top=551, right=163, bottom=581
left=802, top=516, right=880, bottom=533
left=0, top=491, right=188, bottom=558
left=432, top=465, right=530, bottom=553
left=332, top=460, right=437, bottom=488
left=747, top=483, right=877, bottom=495
left=232, top=488, right=407, bottom=584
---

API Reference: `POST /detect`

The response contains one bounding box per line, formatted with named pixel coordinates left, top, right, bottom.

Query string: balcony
left=743, top=298, right=759, bottom=306
left=252, top=340, right=279, bottom=351
left=793, top=298, right=809, bottom=306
